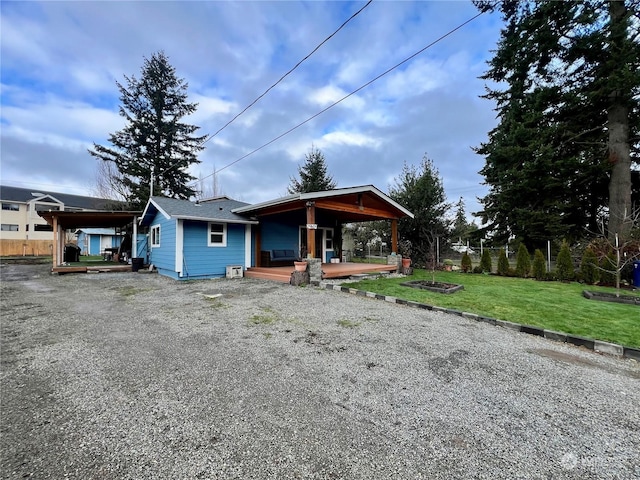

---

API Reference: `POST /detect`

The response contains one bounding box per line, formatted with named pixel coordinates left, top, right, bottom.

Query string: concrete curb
left=317, top=281, right=640, bottom=360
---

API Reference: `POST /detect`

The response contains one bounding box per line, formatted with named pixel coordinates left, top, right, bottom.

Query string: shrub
left=480, top=249, right=492, bottom=273
left=461, top=252, right=472, bottom=273
left=532, top=249, right=547, bottom=280
left=555, top=240, right=574, bottom=281
left=515, top=244, right=531, bottom=278
left=472, top=265, right=483, bottom=274
left=599, top=253, right=616, bottom=286
left=497, top=248, right=510, bottom=276
left=580, top=247, right=599, bottom=285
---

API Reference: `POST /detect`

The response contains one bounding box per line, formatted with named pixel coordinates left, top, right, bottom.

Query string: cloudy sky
left=1, top=0, right=503, bottom=219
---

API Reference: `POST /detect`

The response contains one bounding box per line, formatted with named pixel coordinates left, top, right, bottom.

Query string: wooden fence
left=0, top=240, right=55, bottom=257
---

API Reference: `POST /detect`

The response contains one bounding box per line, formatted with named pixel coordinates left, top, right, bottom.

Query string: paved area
left=1, top=264, right=639, bottom=479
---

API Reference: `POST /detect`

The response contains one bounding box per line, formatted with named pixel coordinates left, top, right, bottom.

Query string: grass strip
left=346, top=269, right=640, bottom=348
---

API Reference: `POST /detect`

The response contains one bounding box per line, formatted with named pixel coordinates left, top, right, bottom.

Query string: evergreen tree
left=532, top=249, right=547, bottom=280
left=474, top=1, right=640, bottom=245
left=89, top=51, right=205, bottom=209
left=288, top=146, right=336, bottom=193
left=461, top=252, right=473, bottom=273
left=451, top=197, right=471, bottom=242
left=580, top=247, right=600, bottom=285
left=497, top=248, right=510, bottom=276
left=480, top=248, right=492, bottom=273
left=555, top=240, right=575, bottom=281
left=515, top=243, right=531, bottom=278
left=389, top=154, right=451, bottom=265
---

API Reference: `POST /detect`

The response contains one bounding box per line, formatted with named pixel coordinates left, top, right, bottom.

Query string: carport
left=38, top=210, right=141, bottom=273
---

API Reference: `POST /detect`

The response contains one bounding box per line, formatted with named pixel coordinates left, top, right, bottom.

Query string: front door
left=300, top=227, right=334, bottom=261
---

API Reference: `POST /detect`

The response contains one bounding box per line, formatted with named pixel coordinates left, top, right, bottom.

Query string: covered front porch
left=245, top=261, right=398, bottom=283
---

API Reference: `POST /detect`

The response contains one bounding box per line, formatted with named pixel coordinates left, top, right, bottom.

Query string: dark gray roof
left=0, top=185, right=123, bottom=210
left=140, top=196, right=257, bottom=225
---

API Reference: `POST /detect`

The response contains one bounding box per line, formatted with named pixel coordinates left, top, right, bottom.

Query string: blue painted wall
left=148, top=213, right=177, bottom=278
left=181, top=220, right=246, bottom=279
left=260, top=218, right=301, bottom=253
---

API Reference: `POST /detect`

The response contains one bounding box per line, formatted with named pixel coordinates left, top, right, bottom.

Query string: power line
left=194, top=10, right=486, bottom=185
left=201, top=0, right=373, bottom=146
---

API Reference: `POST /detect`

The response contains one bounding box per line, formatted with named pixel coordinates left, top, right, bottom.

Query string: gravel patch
left=1, top=264, right=639, bottom=479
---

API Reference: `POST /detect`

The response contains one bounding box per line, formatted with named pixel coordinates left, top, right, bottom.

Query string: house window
left=208, top=222, right=227, bottom=247
left=325, top=228, right=333, bottom=250
left=34, top=224, right=53, bottom=232
left=35, top=203, right=60, bottom=212
left=2, top=203, right=19, bottom=211
left=151, top=225, right=161, bottom=247
left=1, top=224, right=19, bottom=231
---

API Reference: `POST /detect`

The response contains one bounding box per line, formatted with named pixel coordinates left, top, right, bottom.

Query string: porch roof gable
left=232, top=185, right=414, bottom=221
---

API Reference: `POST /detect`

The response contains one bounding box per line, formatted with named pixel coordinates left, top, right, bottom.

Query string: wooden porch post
left=306, top=202, right=316, bottom=258
left=255, top=224, right=262, bottom=266
left=391, top=219, right=398, bottom=254
left=52, top=215, right=58, bottom=268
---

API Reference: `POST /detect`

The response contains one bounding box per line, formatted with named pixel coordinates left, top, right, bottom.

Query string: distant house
left=139, top=185, right=413, bottom=280
left=76, top=228, right=124, bottom=256
left=0, top=185, right=123, bottom=256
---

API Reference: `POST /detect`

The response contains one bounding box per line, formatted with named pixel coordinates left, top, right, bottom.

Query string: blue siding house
left=139, top=186, right=413, bottom=280
left=139, top=196, right=257, bottom=280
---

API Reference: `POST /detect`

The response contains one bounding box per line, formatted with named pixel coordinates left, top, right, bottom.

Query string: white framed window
left=208, top=222, right=227, bottom=247
left=1, top=224, right=19, bottom=231
left=151, top=225, right=161, bottom=247
left=2, top=203, right=19, bottom=211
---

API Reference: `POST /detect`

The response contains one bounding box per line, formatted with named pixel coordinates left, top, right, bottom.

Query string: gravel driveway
left=1, top=264, right=639, bottom=479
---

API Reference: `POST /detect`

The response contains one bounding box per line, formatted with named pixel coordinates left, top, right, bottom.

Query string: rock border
left=316, top=281, right=640, bottom=361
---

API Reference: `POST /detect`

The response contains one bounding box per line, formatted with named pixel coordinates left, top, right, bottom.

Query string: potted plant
left=294, top=246, right=308, bottom=272
left=443, top=259, right=454, bottom=271
left=398, top=239, right=412, bottom=268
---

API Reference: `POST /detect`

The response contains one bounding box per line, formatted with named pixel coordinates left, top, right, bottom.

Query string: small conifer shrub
left=599, top=252, right=616, bottom=286
left=555, top=240, right=574, bottom=281
left=580, top=247, right=599, bottom=285
left=461, top=252, right=472, bottom=273
left=515, top=244, right=531, bottom=278
left=480, top=249, right=492, bottom=273
left=497, top=248, right=510, bottom=276
left=532, top=249, right=547, bottom=280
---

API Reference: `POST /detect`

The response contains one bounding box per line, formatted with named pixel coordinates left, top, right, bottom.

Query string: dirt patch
left=401, top=280, right=464, bottom=294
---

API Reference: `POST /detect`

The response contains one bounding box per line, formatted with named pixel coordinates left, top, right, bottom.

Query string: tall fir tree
left=89, top=51, right=206, bottom=209
left=389, top=154, right=451, bottom=264
left=288, top=146, right=337, bottom=194
left=474, top=1, right=639, bottom=245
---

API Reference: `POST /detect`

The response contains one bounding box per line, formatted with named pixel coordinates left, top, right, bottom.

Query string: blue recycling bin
left=634, top=261, right=640, bottom=287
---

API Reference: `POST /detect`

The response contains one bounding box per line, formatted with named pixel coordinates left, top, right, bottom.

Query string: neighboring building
left=0, top=185, right=122, bottom=256
left=76, top=228, right=124, bottom=256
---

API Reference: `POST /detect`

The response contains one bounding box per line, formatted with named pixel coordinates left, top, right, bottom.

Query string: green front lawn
left=347, top=269, right=640, bottom=348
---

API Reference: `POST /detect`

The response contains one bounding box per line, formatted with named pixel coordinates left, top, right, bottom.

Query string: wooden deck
left=52, top=264, right=133, bottom=274
left=245, top=262, right=398, bottom=283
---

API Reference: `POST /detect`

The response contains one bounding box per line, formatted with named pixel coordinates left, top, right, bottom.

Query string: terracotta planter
left=294, top=261, right=308, bottom=272
left=402, top=258, right=411, bottom=268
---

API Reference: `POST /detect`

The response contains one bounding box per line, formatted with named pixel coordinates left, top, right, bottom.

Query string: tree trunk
left=607, top=0, right=632, bottom=241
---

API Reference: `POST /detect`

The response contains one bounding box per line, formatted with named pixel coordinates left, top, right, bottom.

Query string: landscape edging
left=317, top=281, right=640, bottom=360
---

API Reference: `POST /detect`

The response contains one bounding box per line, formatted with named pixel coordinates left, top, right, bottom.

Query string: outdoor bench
left=260, top=249, right=297, bottom=267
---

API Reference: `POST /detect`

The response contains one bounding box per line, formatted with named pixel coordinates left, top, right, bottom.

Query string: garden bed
left=583, top=290, right=640, bottom=306
left=401, top=280, right=464, bottom=294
